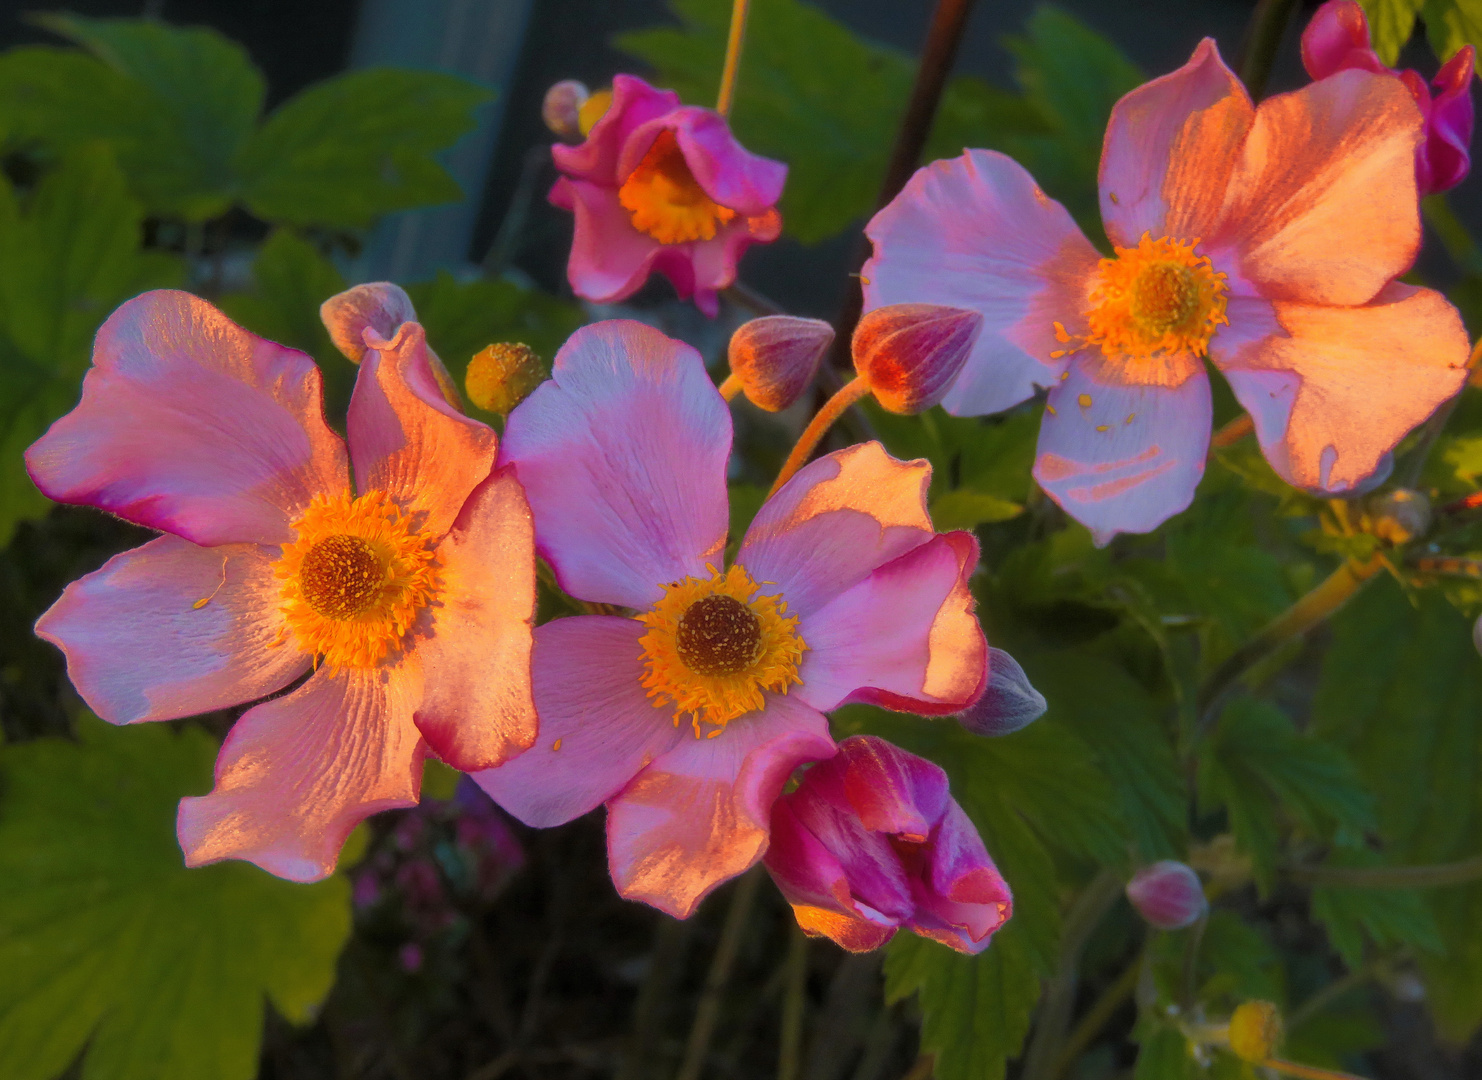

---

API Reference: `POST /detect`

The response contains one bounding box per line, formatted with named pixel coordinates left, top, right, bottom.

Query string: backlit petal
left=620, top=107, right=786, bottom=216
left=550, top=176, right=664, bottom=307
left=25, top=290, right=347, bottom=546
left=177, top=663, right=426, bottom=882
left=499, top=320, right=730, bottom=608
left=34, top=535, right=304, bottom=725
left=414, top=467, right=537, bottom=772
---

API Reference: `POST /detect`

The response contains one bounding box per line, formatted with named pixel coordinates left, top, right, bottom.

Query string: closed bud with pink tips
left=1125, top=860, right=1207, bottom=930
left=853, top=304, right=983, bottom=415
left=765, top=735, right=1011, bottom=953
left=727, top=315, right=833, bottom=412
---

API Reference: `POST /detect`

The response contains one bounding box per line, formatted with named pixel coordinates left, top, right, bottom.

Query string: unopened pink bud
left=1126, top=860, right=1207, bottom=930
left=956, top=648, right=1046, bottom=737
left=853, top=304, right=981, bottom=414
left=1300, top=1, right=1383, bottom=79
left=543, top=79, right=590, bottom=141
left=727, top=316, right=833, bottom=411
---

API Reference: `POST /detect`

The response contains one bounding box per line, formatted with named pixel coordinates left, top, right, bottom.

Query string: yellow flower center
left=618, top=130, right=737, bottom=245
left=638, top=564, right=806, bottom=736
left=274, top=491, right=439, bottom=669
left=1055, top=233, right=1229, bottom=387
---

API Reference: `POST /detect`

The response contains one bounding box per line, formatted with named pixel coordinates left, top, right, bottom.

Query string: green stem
left=1237, top=0, right=1301, bottom=100
left=1286, top=853, right=1482, bottom=889
left=715, top=0, right=751, bottom=117
left=1195, top=553, right=1386, bottom=738
left=778, top=922, right=809, bottom=1080
left=1049, top=949, right=1142, bottom=1080
left=1286, top=956, right=1388, bottom=1031
left=675, top=867, right=763, bottom=1080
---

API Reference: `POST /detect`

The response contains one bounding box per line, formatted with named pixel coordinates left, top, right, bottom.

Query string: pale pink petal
left=320, top=282, right=417, bottom=363
left=1099, top=38, right=1254, bottom=247
left=472, top=616, right=684, bottom=827
left=862, top=150, right=1100, bottom=417
left=34, top=535, right=304, bottom=725
left=1218, top=283, right=1469, bottom=492
left=414, top=467, right=536, bottom=772
left=499, top=320, right=730, bottom=608
left=347, top=320, right=497, bottom=543
left=1210, top=69, right=1423, bottom=307
left=25, top=290, right=347, bottom=546
left=551, top=176, right=665, bottom=306
left=1034, top=355, right=1212, bottom=544
left=738, top=442, right=934, bottom=617
left=795, top=532, right=986, bottom=715
left=177, top=663, right=426, bottom=882
left=607, top=694, right=835, bottom=918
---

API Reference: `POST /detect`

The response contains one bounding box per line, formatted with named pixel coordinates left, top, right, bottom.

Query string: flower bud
left=1125, top=860, right=1207, bottom=930
left=578, top=87, right=613, bottom=137
left=765, top=736, right=1011, bottom=954
left=542, top=80, right=590, bottom=141
left=956, top=648, right=1046, bottom=736
left=853, top=304, right=981, bottom=414
left=1227, top=1000, right=1282, bottom=1063
left=1368, top=487, right=1431, bottom=544
left=727, top=316, right=833, bottom=411
left=320, top=282, right=417, bottom=364
left=466, top=342, right=549, bottom=416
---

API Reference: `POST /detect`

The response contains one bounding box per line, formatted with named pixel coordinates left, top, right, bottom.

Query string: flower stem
left=718, top=372, right=743, bottom=402
left=1286, top=853, right=1482, bottom=889
left=768, top=377, right=872, bottom=497
left=777, top=921, right=809, bottom=1080
left=1208, top=413, right=1253, bottom=453
left=1237, top=0, right=1300, bottom=100
left=715, top=0, right=751, bottom=117
left=1261, top=1058, right=1369, bottom=1080
left=675, top=866, right=763, bottom=1080
left=1049, top=949, right=1142, bottom=1080
left=1195, top=552, right=1387, bottom=738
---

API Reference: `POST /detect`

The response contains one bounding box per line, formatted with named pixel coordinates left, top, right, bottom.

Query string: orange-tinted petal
left=1212, top=69, right=1423, bottom=306
left=1099, top=38, right=1254, bottom=247
left=1217, top=283, right=1469, bottom=491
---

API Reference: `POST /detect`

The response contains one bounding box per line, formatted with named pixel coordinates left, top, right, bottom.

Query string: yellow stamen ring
left=638, top=564, right=806, bottom=736
left=618, top=130, right=737, bottom=245
left=275, top=490, right=439, bottom=669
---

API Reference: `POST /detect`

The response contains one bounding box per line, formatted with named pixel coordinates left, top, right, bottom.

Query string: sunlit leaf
left=1360, top=0, right=1424, bottom=64
left=1423, top=0, right=1482, bottom=61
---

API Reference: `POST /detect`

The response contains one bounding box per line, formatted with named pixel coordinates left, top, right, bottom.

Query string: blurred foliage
left=0, top=716, right=350, bottom=1080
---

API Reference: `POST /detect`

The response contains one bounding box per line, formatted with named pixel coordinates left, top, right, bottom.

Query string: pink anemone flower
left=1301, top=0, right=1474, bottom=194
left=862, top=39, right=1471, bottom=543
left=473, top=320, right=987, bottom=918
left=27, top=289, right=537, bottom=882
left=765, top=735, right=1011, bottom=954
left=551, top=73, right=786, bottom=317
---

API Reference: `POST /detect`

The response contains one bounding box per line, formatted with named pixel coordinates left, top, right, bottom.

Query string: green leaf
left=884, top=929, right=1040, bottom=1080
left=929, top=489, right=1023, bottom=530
left=0, top=145, right=182, bottom=544
left=34, top=14, right=264, bottom=220
left=239, top=68, right=490, bottom=229
left=1425, top=882, right=1482, bottom=1039
left=1423, top=0, right=1482, bottom=61
left=1134, top=1026, right=1198, bottom=1080
left=0, top=717, right=351, bottom=1080
left=1309, top=849, right=1442, bottom=967
left=1360, top=0, right=1424, bottom=64
left=1199, top=698, right=1375, bottom=890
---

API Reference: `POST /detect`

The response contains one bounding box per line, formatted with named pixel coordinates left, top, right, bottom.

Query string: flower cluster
left=23, top=0, right=1475, bottom=970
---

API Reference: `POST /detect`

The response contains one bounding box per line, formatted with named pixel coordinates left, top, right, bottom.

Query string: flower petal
left=1218, top=283, right=1469, bottom=492
left=347, top=321, right=498, bottom=544
left=552, top=74, right=681, bottom=186
left=177, top=663, right=426, bottom=882
left=620, top=107, right=787, bottom=216
left=738, top=442, right=934, bottom=618
left=414, top=467, right=537, bottom=772
left=681, top=209, right=784, bottom=318
left=34, top=535, right=305, bottom=725
left=25, top=290, right=347, bottom=546
left=471, top=616, right=684, bottom=827
left=1099, top=38, right=1254, bottom=247
left=551, top=177, right=664, bottom=306
left=832, top=736, right=951, bottom=840
left=795, top=532, right=986, bottom=715
left=1211, top=69, right=1423, bottom=306
left=607, top=694, right=835, bottom=918
left=1034, top=356, right=1212, bottom=544
left=320, top=282, right=417, bottom=363
left=862, top=150, right=1099, bottom=418
left=908, top=801, right=1012, bottom=953
left=499, top=320, right=730, bottom=608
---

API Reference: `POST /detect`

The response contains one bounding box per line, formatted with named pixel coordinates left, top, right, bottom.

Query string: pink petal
left=607, top=694, right=835, bottom=918
left=833, top=736, right=950, bottom=839
left=414, top=467, right=537, bottom=772
left=619, top=107, right=787, bottom=216
left=1421, top=47, right=1475, bottom=194
left=738, top=442, right=934, bottom=618
left=25, top=290, right=347, bottom=546
left=681, top=208, right=784, bottom=317
left=1218, top=282, right=1469, bottom=492
left=320, top=282, right=417, bottom=363
left=1099, top=38, right=1254, bottom=247
left=862, top=150, right=1100, bottom=417
left=34, top=535, right=305, bottom=725
left=552, top=74, right=681, bottom=186
left=499, top=320, right=730, bottom=608
left=1034, top=355, right=1212, bottom=544
left=347, top=321, right=498, bottom=544
left=471, top=616, right=684, bottom=827
left=1300, top=1, right=1383, bottom=80
left=1210, top=69, right=1423, bottom=307
left=551, top=176, right=665, bottom=306
left=795, top=532, right=986, bottom=715
left=909, top=802, right=1012, bottom=953
left=177, top=663, right=427, bottom=882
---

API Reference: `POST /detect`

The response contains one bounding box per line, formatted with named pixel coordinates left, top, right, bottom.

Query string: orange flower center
left=618, top=130, right=737, bottom=245
left=1055, top=233, right=1229, bottom=386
